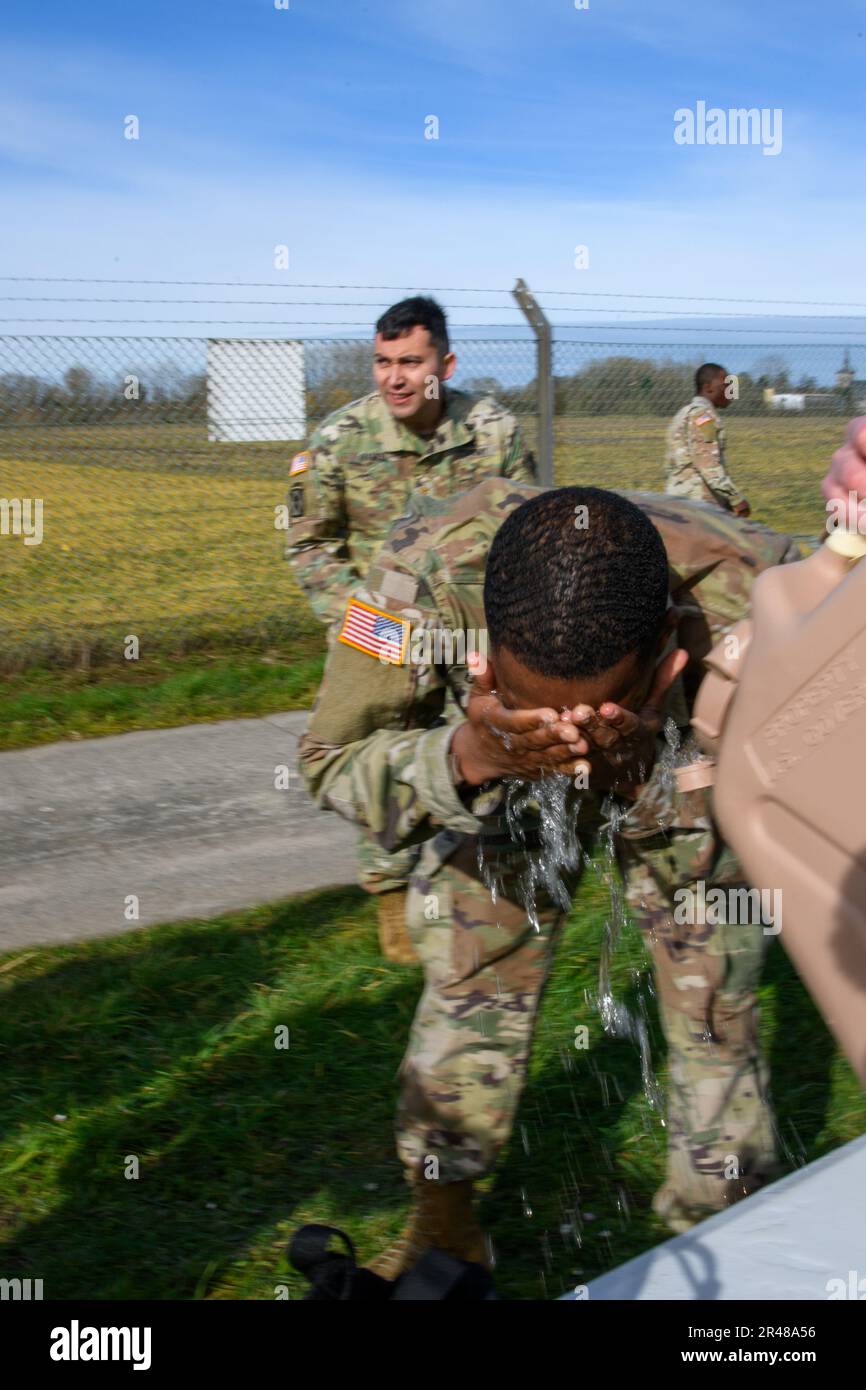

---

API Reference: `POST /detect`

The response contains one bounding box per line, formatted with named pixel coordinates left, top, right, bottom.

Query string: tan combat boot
left=376, top=888, right=418, bottom=964
left=365, top=1178, right=490, bottom=1281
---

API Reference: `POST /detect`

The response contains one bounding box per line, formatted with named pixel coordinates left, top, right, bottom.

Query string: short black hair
left=375, top=296, right=449, bottom=356
left=484, top=487, right=669, bottom=680
left=696, top=362, right=726, bottom=392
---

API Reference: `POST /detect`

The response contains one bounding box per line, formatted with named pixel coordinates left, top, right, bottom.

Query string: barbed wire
left=9, top=335, right=861, bottom=348
left=3, top=296, right=866, bottom=323
left=2, top=319, right=865, bottom=337
left=1, top=276, right=866, bottom=312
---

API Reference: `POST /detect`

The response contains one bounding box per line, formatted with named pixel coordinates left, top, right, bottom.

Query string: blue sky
left=2, top=0, right=865, bottom=333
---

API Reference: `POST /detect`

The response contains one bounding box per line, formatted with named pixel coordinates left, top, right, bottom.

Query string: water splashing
left=476, top=769, right=665, bottom=1111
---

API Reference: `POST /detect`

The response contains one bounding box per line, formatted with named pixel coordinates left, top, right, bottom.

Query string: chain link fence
left=2, top=332, right=863, bottom=671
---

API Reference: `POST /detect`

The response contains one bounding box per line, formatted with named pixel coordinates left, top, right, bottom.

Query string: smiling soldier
left=286, top=297, right=536, bottom=962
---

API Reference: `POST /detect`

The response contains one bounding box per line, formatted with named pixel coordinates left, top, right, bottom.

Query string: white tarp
left=206, top=338, right=305, bottom=442
left=559, top=1134, right=866, bottom=1300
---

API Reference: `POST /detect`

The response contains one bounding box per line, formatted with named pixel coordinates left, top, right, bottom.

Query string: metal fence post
left=512, top=277, right=554, bottom=486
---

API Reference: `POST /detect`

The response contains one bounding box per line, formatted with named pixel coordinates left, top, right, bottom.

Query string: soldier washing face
left=451, top=609, right=685, bottom=799
left=300, top=480, right=799, bottom=1276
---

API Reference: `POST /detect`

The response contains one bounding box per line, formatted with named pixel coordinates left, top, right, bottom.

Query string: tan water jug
left=688, top=527, right=866, bottom=1087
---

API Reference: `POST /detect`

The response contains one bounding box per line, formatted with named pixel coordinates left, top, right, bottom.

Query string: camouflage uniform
left=665, top=395, right=747, bottom=512
left=286, top=387, right=535, bottom=628
left=299, top=479, right=799, bottom=1230
left=287, top=386, right=536, bottom=895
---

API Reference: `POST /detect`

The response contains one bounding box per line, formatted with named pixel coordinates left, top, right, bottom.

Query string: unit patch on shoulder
left=290, top=451, right=310, bottom=476
left=338, top=598, right=409, bottom=664
left=368, top=566, right=419, bottom=606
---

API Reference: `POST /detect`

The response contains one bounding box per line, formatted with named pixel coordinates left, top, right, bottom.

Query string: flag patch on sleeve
left=694, top=413, right=714, bottom=427
left=338, top=599, right=409, bottom=664
left=290, top=451, right=309, bottom=476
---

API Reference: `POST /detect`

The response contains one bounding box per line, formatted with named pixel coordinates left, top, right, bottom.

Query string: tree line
left=0, top=350, right=845, bottom=426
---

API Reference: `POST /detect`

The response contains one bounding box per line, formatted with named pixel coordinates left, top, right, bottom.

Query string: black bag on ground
left=288, top=1223, right=498, bottom=1301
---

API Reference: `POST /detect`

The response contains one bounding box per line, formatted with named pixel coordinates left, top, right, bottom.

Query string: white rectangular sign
left=206, top=338, right=306, bottom=442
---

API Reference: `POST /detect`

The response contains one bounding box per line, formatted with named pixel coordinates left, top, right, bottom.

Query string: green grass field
left=0, top=652, right=324, bottom=751
left=2, top=878, right=863, bottom=1301
left=0, top=425, right=316, bottom=673
left=0, top=414, right=837, bottom=746
left=553, top=414, right=836, bottom=537
left=2, top=415, right=833, bottom=667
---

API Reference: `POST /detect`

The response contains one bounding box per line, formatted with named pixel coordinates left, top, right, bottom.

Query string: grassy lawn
left=3, top=417, right=833, bottom=666
left=0, top=444, right=315, bottom=673
left=0, top=414, right=836, bottom=747
left=1, top=877, right=862, bottom=1301
left=0, top=651, right=324, bottom=751
left=0, top=420, right=327, bottom=745
left=554, top=414, right=836, bottom=537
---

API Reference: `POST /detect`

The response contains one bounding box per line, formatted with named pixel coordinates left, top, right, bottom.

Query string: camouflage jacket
left=285, top=387, right=536, bottom=626
left=298, top=480, right=798, bottom=868
left=664, top=395, right=746, bottom=511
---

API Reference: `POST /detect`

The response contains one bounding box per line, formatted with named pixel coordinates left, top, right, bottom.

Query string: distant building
left=836, top=352, right=866, bottom=413
left=764, top=391, right=805, bottom=411
left=761, top=358, right=866, bottom=414
left=763, top=388, right=842, bottom=414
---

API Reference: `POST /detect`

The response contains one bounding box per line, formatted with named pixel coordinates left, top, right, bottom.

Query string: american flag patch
left=290, top=451, right=309, bottom=476
left=338, top=598, right=409, bottom=664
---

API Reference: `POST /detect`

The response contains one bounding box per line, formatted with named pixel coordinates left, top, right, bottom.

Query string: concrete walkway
left=0, top=712, right=357, bottom=953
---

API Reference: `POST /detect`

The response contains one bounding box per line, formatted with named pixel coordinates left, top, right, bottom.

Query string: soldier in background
left=299, top=479, right=799, bottom=1276
left=665, top=362, right=750, bottom=516
left=286, top=296, right=536, bottom=964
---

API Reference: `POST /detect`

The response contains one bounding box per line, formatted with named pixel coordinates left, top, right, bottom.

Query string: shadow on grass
left=0, top=888, right=857, bottom=1301
left=0, top=887, right=422, bottom=1297
left=486, top=936, right=847, bottom=1300
left=764, top=938, right=838, bottom=1163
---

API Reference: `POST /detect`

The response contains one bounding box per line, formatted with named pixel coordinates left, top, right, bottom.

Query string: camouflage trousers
left=665, top=475, right=727, bottom=510
left=395, top=823, right=778, bottom=1233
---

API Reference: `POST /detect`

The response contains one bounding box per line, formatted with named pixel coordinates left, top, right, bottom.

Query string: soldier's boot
left=364, top=1178, right=490, bottom=1281
left=376, top=888, right=418, bottom=965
